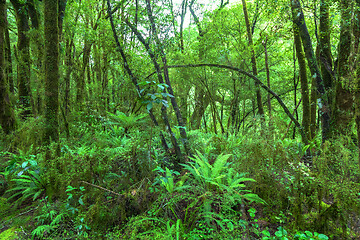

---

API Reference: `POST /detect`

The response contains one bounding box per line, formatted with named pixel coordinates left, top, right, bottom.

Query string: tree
left=332, top=0, right=354, bottom=135
left=10, top=0, right=32, bottom=118
left=241, top=0, right=264, bottom=117
left=44, top=0, right=60, bottom=143
left=291, top=0, right=330, bottom=142
left=292, top=2, right=310, bottom=141
left=0, top=0, right=16, bottom=134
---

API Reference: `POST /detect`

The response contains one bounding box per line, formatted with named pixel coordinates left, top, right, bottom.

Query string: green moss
left=0, top=197, right=10, bottom=215
left=0, top=227, right=18, bottom=240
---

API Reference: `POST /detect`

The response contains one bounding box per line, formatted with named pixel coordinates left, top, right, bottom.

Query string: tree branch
left=165, top=63, right=309, bottom=144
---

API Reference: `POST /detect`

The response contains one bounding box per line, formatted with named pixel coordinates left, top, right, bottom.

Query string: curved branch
left=165, top=63, right=308, bottom=144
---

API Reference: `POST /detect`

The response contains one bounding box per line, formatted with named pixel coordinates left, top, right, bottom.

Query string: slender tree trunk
left=44, top=0, right=60, bottom=143
left=263, top=37, right=272, bottom=116
left=179, top=0, right=187, bottom=52
left=189, top=1, right=210, bottom=131
left=291, top=0, right=330, bottom=142
left=241, top=0, right=264, bottom=117
left=11, top=0, right=32, bottom=118
left=106, top=0, right=170, bottom=154
left=310, top=74, right=317, bottom=139
left=145, top=0, right=190, bottom=156
left=64, top=38, right=73, bottom=117
left=76, top=40, right=92, bottom=105
left=319, top=0, right=333, bottom=92
left=190, top=86, right=209, bottom=129
left=0, top=0, right=16, bottom=134
left=4, top=6, right=14, bottom=94
left=293, top=18, right=311, bottom=141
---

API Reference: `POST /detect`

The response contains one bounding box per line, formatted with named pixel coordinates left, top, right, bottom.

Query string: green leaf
left=212, top=154, right=232, bottom=178
left=305, top=231, right=313, bottom=237
left=147, top=102, right=153, bottom=112
left=79, top=196, right=84, bottom=205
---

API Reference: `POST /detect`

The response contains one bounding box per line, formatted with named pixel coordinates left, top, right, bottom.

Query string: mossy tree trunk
left=332, top=0, right=354, bottom=135
left=10, top=0, right=32, bottom=118
left=293, top=15, right=311, bottom=141
left=319, top=0, right=333, bottom=94
left=4, top=4, right=14, bottom=94
left=0, top=0, right=16, bottom=134
left=291, top=0, right=330, bottom=142
left=44, top=0, right=60, bottom=143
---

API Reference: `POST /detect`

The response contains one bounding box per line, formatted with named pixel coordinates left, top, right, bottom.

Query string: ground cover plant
left=1, top=0, right=360, bottom=239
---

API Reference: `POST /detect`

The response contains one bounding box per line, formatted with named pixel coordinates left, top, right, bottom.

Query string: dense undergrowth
left=1, top=111, right=360, bottom=239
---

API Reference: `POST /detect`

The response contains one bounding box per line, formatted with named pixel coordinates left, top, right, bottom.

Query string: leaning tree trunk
left=291, top=0, right=330, bottom=142
left=146, top=0, right=191, bottom=157
left=106, top=0, right=170, bottom=155
left=0, top=0, right=16, bottom=134
left=241, top=0, right=264, bottom=117
left=44, top=0, right=60, bottom=143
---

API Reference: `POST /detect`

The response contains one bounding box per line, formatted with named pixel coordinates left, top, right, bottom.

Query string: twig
left=80, top=181, right=123, bottom=197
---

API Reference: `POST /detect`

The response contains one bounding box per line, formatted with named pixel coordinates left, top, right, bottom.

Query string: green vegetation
left=1, top=0, right=360, bottom=239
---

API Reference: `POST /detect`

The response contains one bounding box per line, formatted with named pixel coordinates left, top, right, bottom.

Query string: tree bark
left=293, top=18, right=311, bottom=141
left=291, top=0, right=330, bottom=142
left=333, top=0, right=354, bottom=135
left=319, top=0, right=333, bottom=92
left=44, top=0, right=60, bottom=143
left=11, top=0, right=32, bottom=118
left=0, top=0, right=16, bottom=134
left=241, top=0, right=264, bottom=117
left=4, top=5, right=14, bottom=94
left=263, top=37, right=272, bottom=116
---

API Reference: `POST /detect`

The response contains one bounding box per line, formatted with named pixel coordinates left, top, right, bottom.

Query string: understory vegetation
left=1, top=112, right=360, bottom=239
left=2, top=0, right=360, bottom=239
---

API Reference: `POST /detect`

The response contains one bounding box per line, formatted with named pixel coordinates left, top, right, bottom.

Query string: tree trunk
left=241, top=0, right=264, bottom=117
left=293, top=18, right=311, bottom=141
left=44, top=0, right=60, bottom=143
left=76, top=40, right=92, bottom=106
left=263, top=37, right=272, bottom=116
left=0, top=0, right=16, bottom=134
left=355, top=34, right=360, bottom=170
left=179, top=0, right=187, bottom=52
left=333, top=0, right=353, bottom=135
left=106, top=0, right=170, bottom=155
left=319, top=0, right=333, bottom=92
left=11, top=0, right=32, bottom=118
left=190, top=86, right=208, bottom=129
left=4, top=6, right=14, bottom=94
left=291, top=0, right=330, bottom=142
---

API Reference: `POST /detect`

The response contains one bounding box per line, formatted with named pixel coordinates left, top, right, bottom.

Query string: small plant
left=261, top=227, right=329, bottom=240
left=32, top=186, right=91, bottom=239
left=152, top=166, right=188, bottom=194
left=294, top=231, right=329, bottom=240
left=4, top=155, right=45, bottom=206
left=182, top=151, right=264, bottom=203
